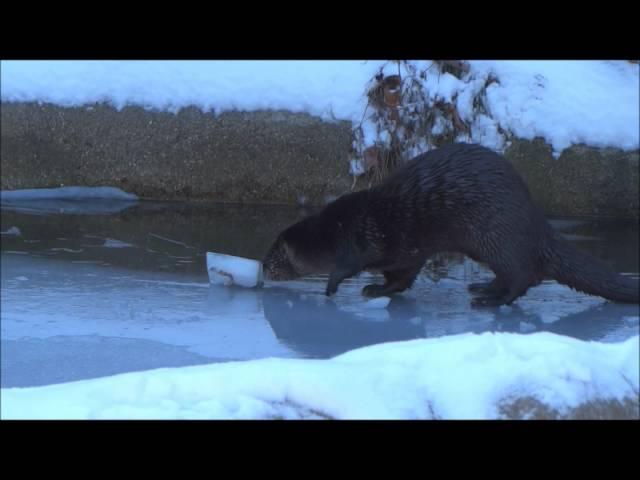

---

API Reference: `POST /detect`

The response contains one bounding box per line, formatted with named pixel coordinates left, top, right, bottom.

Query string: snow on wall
left=1, top=60, right=638, bottom=156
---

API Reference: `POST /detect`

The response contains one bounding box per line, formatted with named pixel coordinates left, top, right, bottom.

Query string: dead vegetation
left=261, top=394, right=639, bottom=420
left=498, top=395, right=640, bottom=420
left=351, top=60, right=505, bottom=187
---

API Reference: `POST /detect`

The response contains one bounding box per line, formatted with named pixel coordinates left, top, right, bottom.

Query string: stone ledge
left=2, top=102, right=638, bottom=218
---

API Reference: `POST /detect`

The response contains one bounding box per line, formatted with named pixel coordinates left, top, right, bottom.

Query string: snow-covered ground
left=2, top=332, right=637, bottom=420
left=1, top=60, right=638, bottom=156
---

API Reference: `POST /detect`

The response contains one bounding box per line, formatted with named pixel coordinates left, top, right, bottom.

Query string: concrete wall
left=0, top=102, right=354, bottom=205
left=1, top=102, right=638, bottom=218
left=506, top=139, right=639, bottom=219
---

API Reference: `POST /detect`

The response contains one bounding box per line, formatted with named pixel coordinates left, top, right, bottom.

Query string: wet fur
left=263, top=143, right=639, bottom=306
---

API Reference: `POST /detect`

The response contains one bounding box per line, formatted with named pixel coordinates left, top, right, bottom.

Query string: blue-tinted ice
left=2, top=200, right=638, bottom=388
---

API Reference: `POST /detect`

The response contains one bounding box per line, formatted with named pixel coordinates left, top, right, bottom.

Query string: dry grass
left=498, top=395, right=640, bottom=420
left=262, top=395, right=639, bottom=420
left=351, top=60, right=502, bottom=188
left=265, top=399, right=335, bottom=420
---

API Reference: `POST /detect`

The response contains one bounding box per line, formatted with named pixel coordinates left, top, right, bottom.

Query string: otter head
left=263, top=215, right=336, bottom=281
left=262, top=234, right=300, bottom=281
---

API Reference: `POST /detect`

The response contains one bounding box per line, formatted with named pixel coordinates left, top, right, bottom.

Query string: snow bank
left=0, top=60, right=378, bottom=121
left=471, top=61, right=640, bottom=153
left=1, top=60, right=637, bottom=155
left=2, top=332, right=637, bottom=420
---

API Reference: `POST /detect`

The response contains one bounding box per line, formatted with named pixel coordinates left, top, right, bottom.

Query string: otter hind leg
left=471, top=274, right=533, bottom=307
left=362, top=264, right=423, bottom=298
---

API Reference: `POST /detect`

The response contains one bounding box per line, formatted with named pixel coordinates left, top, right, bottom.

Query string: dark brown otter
left=263, top=143, right=639, bottom=307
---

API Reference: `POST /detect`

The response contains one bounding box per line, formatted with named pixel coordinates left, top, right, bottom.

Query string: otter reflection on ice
left=261, top=287, right=423, bottom=358
left=259, top=286, right=635, bottom=359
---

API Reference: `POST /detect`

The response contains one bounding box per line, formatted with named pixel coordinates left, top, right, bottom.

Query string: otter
left=263, top=143, right=639, bottom=307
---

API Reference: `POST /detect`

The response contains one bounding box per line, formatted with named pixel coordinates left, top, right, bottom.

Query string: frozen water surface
left=1, top=199, right=638, bottom=389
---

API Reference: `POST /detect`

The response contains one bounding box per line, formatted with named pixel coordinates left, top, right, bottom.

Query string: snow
left=0, top=187, right=139, bottom=215
left=206, top=252, right=263, bottom=288
left=2, top=60, right=637, bottom=156
left=349, top=159, right=366, bottom=175
left=1, top=226, right=21, bottom=236
left=472, top=61, right=640, bottom=154
left=0, top=186, right=138, bottom=201
left=363, top=297, right=391, bottom=309
left=0, top=60, right=379, bottom=120
left=624, top=316, right=640, bottom=327
left=101, top=238, right=135, bottom=249
left=1, top=200, right=137, bottom=216
left=2, top=332, right=637, bottom=420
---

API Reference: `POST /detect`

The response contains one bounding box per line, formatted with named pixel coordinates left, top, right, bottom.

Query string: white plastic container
left=206, top=252, right=263, bottom=288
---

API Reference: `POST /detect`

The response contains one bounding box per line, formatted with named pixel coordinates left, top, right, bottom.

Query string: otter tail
left=543, top=234, right=639, bottom=304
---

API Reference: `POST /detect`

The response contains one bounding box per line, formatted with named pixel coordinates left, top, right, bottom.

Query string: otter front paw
left=325, top=282, right=338, bottom=296
left=362, top=284, right=387, bottom=297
